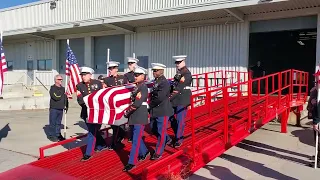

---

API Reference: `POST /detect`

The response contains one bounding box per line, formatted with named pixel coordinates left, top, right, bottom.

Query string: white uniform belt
left=184, top=86, right=192, bottom=89
left=142, top=102, right=148, bottom=106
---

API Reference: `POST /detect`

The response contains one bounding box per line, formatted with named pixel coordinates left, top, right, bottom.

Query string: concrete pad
left=0, top=108, right=319, bottom=180
left=191, top=120, right=319, bottom=180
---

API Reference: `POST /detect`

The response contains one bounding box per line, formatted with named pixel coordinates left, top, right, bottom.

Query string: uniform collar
left=84, top=79, right=91, bottom=85
left=178, top=66, right=187, bottom=71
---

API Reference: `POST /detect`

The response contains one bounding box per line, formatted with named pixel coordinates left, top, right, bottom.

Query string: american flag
left=65, top=43, right=81, bottom=98
left=0, top=38, right=8, bottom=96
left=83, top=82, right=153, bottom=124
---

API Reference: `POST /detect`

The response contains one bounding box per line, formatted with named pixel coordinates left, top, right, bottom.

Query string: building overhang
left=1, top=0, right=320, bottom=41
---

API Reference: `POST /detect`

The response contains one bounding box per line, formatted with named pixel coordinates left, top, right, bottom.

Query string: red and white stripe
left=83, top=82, right=153, bottom=125
left=65, top=61, right=81, bottom=98
left=0, top=46, right=8, bottom=96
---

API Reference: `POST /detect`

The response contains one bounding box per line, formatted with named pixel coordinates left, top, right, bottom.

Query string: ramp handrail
left=189, top=68, right=309, bottom=173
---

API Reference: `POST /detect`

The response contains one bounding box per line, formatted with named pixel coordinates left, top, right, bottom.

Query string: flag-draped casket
left=83, top=82, right=154, bottom=125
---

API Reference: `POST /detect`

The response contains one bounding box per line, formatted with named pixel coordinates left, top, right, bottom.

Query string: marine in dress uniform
left=124, top=57, right=139, bottom=84
left=124, top=57, right=139, bottom=143
left=122, top=66, right=150, bottom=171
left=307, top=81, right=320, bottom=168
left=149, top=63, right=173, bottom=160
left=169, top=55, right=193, bottom=147
left=76, top=67, right=108, bottom=161
left=104, top=61, right=126, bottom=150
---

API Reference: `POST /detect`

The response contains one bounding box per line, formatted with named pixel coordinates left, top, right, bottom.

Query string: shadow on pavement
left=237, top=141, right=310, bottom=165
left=240, top=139, right=310, bottom=159
left=191, top=165, right=244, bottom=180
left=190, top=151, right=244, bottom=180
left=291, top=128, right=315, bottom=147
left=221, top=154, right=298, bottom=180
left=0, top=123, right=11, bottom=142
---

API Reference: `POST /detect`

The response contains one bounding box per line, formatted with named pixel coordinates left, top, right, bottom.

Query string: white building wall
left=125, top=21, right=249, bottom=79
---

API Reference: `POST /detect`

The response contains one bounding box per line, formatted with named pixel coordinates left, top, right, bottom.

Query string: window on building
left=6, top=61, right=13, bottom=71
left=37, top=59, right=52, bottom=71
left=27, top=61, right=33, bottom=71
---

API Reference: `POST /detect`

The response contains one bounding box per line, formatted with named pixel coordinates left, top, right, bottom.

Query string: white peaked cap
left=151, top=63, right=166, bottom=70
left=106, top=61, right=120, bottom=67
left=172, top=55, right=187, bottom=61
left=127, top=57, right=139, bottom=63
left=134, top=66, right=147, bottom=74
left=80, top=67, right=94, bottom=74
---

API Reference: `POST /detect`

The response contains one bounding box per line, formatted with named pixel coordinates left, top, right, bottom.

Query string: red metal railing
left=38, top=69, right=247, bottom=159
left=188, top=69, right=308, bottom=170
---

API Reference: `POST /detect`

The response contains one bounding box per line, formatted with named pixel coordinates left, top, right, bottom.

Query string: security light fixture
left=50, top=1, right=57, bottom=10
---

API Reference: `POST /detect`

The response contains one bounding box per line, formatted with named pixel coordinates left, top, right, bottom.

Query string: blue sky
left=0, top=0, right=39, bottom=9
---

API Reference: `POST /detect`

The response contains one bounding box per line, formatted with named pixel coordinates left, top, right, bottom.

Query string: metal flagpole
left=133, top=53, right=135, bottom=58
left=315, top=68, right=320, bottom=169
left=63, top=39, right=70, bottom=139
left=107, top=48, right=110, bottom=77
left=0, top=31, right=3, bottom=98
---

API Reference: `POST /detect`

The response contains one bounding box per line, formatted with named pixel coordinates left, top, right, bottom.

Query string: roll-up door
left=94, top=35, right=125, bottom=74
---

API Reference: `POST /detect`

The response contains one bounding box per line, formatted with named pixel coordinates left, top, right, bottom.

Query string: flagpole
left=315, top=67, right=320, bottom=169
left=63, top=39, right=70, bottom=139
left=133, top=53, right=135, bottom=58
left=107, top=48, right=110, bottom=77
left=0, top=31, right=3, bottom=98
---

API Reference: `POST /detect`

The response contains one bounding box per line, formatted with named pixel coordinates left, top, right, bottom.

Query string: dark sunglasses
left=108, top=67, right=118, bottom=70
left=57, top=79, right=63, bottom=81
left=152, top=69, right=159, bottom=72
left=134, top=73, right=143, bottom=77
left=175, top=61, right=182, bottom=65
left=127, top=62, right=135, bottom=65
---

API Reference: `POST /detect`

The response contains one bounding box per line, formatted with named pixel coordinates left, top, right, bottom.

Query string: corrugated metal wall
left=59, top=38, right=84, bottom=73
left=125, top=22, right=249, bottom=79
left=0, top=0, right=241, bottom=31
left=4, top=40, right=56, bottom=70
left=3, top=40, right=56, bottom=85
left=94, top=35, right=125, bottom=74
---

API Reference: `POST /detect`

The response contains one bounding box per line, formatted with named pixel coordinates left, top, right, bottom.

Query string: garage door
left=94, top=35, right=125, bottom=74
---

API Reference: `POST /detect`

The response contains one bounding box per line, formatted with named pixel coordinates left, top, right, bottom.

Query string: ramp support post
left=281, top=108, right=289, bottom=133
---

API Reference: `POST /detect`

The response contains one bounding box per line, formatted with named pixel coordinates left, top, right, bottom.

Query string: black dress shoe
left=81, top=155, right=92, bottom=162
left=94, top=145, right=108, bottom=152
left=123, top=164, right=135, bottom=171
left=174, top=142, right=182, bottom=148
left=108, top=145, right=114, bottom=151
left=138, top=151, right=150, bottom=162
left=150, top=153, right=161, bottom=160
left=57, top=135, right=66, bottom=141
left=48, top=136, right=59, bottom=142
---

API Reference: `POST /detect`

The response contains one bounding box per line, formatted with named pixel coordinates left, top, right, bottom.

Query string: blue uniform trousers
left=49, top=108, right=63, bottom=137
left=150, top=116, right=170, bottom=156
left=129, top=125, right=134, bottom=139
left=170, top=106, right=188, bottom=143
left=85, top=123, right=106, bottom=156
left=128, top=125, right=148, bottom=165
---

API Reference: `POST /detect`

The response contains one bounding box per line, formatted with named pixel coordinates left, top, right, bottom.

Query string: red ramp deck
left=0, top=69, right=308, bottom=180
